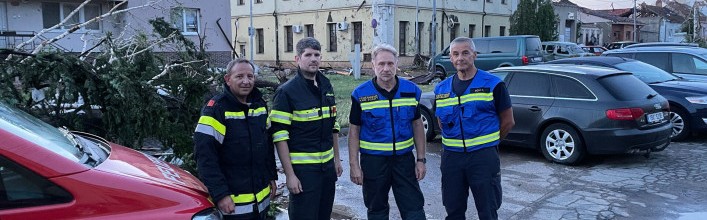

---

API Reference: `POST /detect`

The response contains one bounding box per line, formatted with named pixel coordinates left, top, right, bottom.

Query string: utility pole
left=249, top=0, right=254, bottom=63
left=633, top=0, right=637, bottom=42
left=694, top=3, right=699, bottom=41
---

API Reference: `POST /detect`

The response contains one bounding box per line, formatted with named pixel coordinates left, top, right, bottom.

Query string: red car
left=0, top=102, right=221, bottom=220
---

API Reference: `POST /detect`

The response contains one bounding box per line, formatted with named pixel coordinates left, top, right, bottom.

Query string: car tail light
left=606, top=108, right=644, bottom=120
left=522, top=56, right=529, bottom=65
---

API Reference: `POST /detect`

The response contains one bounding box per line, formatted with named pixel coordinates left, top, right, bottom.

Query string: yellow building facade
left=232, top=0, right=517, bottom=67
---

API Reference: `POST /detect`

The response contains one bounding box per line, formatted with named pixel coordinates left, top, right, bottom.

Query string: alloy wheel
left=670, top=112, right=685, bottom=138
left=545, top=129, right=575, bottom=161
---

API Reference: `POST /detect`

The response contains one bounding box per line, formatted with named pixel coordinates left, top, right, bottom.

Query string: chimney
left=656, top=0, right=662, bottom=7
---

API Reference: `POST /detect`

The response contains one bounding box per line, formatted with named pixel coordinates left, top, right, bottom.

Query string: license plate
left=647, top=112, right=664, bottom=123
left=532, top=57, right=543, bottom=62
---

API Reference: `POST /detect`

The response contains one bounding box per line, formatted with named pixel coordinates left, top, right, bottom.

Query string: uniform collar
left=222, top=83, right=263, bottom=106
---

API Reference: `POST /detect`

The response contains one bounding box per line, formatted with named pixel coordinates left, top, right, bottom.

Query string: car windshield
left=0, top=102, right=82, bottom=162
left=614, top=61, right=678, bottom=84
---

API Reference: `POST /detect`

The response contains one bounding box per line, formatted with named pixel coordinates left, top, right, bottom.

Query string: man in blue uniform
left=348, top=44, right=427, bottom=220
left=193, top=58, right=277, bottom=220
left=434, top=37, right=515, bottom=220
left=269, top=37, right=343, bottom=219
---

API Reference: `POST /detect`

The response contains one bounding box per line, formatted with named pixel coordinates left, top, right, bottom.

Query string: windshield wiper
left=647, top=93, right=658, bottom=99
left=59, top=127, right=100, bottom=165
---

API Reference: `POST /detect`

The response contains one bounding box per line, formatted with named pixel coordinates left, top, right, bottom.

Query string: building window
left=328, top=23, right=337, bottom=52
left=500, top=26, right=506, bottom=36
left=256, top=0, right=263, bottom=3
left=238, top=0, right=244, bottom=5
left=399, top=21, right=408, bottom=56
left=352, top=22, right=362, bottom=52
left=484, top=25, right=491, bottom=37
left=469, top=24, right=476, bottom=38
left=305, top=24, right=314, bottom=37
left=170, top=8, right=200, bottom=34
left=486, top=0, right=492, bottom=2
left=256, top=28, right=264, bottom=54
left=42, top=2, right=101, bottom=30
left=502, top=0, right=507, bottom=4
left=417, top=22, right=424, bottom=54
left=285, top=25, right=293, bottom=52
left=625, top=31, right=631, bottom=40
left=450, top=24, right=458, bottom=42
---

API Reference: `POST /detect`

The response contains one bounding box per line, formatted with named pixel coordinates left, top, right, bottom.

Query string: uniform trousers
left=441, top=146, right=502, bottom=220
left=361, top=152, right=425, bottom=220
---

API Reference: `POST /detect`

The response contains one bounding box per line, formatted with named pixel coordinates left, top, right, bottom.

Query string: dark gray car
left=420, top=65, right=673, bottom=165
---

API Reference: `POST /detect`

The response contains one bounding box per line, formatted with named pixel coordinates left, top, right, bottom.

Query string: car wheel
left=540, top=123, right=585, bottom=165
left=669, top=108, right=691, bottom=141
left=420, top=109, right=436, bottom=141
left=435, top=66, right=446, bottom=80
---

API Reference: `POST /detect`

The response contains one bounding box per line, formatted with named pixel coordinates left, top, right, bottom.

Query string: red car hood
left=95, top=143, right=208, bottom=195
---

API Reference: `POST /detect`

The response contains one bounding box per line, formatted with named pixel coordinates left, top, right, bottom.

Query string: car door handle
left=528, top=106, right=542, bottom=112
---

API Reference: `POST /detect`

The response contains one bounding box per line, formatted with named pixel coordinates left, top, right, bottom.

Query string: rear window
left=597, top=74, right=657, bottom=101
left=525, top=37, right=542, bottom=54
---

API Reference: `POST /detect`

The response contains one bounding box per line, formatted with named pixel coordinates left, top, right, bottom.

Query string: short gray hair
left=225, top=58, right=255, bottom=75
left=450, top=37, right=476, bottom=51
left=296, top=37, right=322, bottom=55
left=372, top=43, right=399, bottom=60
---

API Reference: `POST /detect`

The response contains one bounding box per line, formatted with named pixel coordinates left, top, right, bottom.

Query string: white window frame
left=43, top=2, right=102, bottom=32
left=172, top=7, right=200, bottom=35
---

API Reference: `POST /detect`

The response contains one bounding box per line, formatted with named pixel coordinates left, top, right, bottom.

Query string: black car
left=549, top=56, right=707, bottom=141
left=420, top=65, right=672, bottom=165
left=603, top=45, right=707, bottom=82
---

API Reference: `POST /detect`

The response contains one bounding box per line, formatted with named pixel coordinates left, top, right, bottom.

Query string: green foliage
left=510, top=0, right=559, bottom=41
left=0, top=18, right=218, bottom=168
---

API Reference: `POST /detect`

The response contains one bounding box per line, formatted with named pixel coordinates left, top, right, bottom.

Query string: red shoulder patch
left=207, top=100, right=215, bottom=107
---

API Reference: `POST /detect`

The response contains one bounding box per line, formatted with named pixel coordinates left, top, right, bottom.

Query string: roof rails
left=624, top=42, right=699, bottom=48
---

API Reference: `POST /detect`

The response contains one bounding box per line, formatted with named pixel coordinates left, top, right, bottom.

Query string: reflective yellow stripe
left=273, top=130, right=289, bottom=142
left=292, top=106, right=337, bottom=122
left=231, top=185, right=270, bottom=203
left=270, top=110, right=293, bottom=125
left=360, top=98, right=418, bottom=110
left=436, top=92, right=493, bottom=108
left=290, top=148, right=334, bottom=164
left=360, top=138, right=414, bottom=151
left=442, top=131, right=500, bottom=147
left=197, top=116, right=225, bottom=135
left=249, top=107, right=267, bottom=117
left=225, top=111, right=246, bottom=119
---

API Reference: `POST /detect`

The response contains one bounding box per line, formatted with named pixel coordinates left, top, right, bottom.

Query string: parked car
left=548, top=56, right=707, bottom=141
left=541, top=41, right=595, bottom=61
left=0, top=102, right=220, bottom=219
left=606, top=41, right=637, bottom=50
left=429, top=35, right=544, bottom=79
left=602, top=46, right=707, bottom=81
left=419, top=92, right=439, bottom=141
left=494, top=65, right=671, bottom=164
left=582, top=45, right=609, bottom=56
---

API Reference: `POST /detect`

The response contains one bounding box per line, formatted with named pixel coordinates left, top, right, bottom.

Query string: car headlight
left=686, top=96, right=707, bottom=104
left=192, top=208, right=222, bottom=220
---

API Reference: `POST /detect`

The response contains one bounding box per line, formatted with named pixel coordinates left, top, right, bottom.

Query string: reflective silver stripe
left=250, top=111, right=267, bottom=117
left=293, top=110, right=319, bottom=119
left=195, top=124, right=224, bottom=144
left=225, top=197, right=271, bottom=215
left=225, top=115, right=246, bottom=119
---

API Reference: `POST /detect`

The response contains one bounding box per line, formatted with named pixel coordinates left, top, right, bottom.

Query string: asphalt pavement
left=275, top=135, right=707, bottom=220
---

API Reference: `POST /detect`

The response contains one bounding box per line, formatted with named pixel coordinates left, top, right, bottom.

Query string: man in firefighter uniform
left=434, top=37, right=515, bottom=220
left=348, top=44, right=427, bottom=220
left=269, top=37, right=343, bottom=219
left=193, top=58, right=277, bottom=220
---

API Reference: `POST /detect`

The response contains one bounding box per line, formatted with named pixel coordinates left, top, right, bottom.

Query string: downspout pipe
left=273, top=10, right=281, bottom=68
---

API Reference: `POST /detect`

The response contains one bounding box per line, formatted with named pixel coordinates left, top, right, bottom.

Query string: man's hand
left=217, top=196, right=235, bottom=214
left=349, top=164, right=363, bottom=185
left=286, top=173, right=303, bottom=194
left=415, top=162, right=426, bottom=181
left=335, top=160, right=343, bottom=177
left=269, top=180, right=277, bottom=200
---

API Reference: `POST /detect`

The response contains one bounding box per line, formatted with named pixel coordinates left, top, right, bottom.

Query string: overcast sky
left=570, top=0, right=650, bottom=10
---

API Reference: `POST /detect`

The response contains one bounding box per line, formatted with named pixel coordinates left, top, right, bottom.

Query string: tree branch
left=13, top=0, right=95, bottom=52
left=147, top=60, right=206, bottom=85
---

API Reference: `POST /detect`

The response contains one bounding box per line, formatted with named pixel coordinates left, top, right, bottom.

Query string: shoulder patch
left=435, top=93, right=450, bottom=100
left=207, top=99, right=216, bottom=107
left=471, top=87, right=491, bottom=93
left=359, top=95, right=379, bottom=102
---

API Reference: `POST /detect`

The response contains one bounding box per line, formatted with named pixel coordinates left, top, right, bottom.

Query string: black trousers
left=288, top=166, right=337, bottom=220
left=361, top=152, right=426, bottom=220
left=441, top=146, right=502, bottom=220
